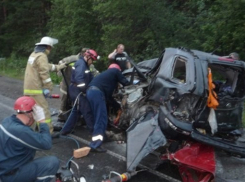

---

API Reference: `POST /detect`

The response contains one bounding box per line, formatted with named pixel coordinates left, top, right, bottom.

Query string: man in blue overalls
left=0, top=96, right=59, bottom=182
left=61, top=49, right=98, bottom=135
left=86, top=64, right=130, bottom=152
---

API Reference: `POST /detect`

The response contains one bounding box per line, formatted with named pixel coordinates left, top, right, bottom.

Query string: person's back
left=89, top=68, right=129, bottom=99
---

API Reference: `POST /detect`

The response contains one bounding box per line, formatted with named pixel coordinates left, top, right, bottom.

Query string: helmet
left=108, top=63, right=121, bottom=71
left=35, top=36, right=58, bottom=47
left=14, top=96, right=36, bottom=113
left=84, top=49, right=98, bottom=61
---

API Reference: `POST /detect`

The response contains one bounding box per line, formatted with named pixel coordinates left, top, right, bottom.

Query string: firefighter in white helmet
left=23, top=36, right=66, bottom=133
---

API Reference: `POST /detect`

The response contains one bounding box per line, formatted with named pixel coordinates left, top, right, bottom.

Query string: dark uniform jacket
left=0, top=115, right=51, bottom=176
left=70, top=57, right=94, bottom=94
left=88, top=68, right=130, bottom=100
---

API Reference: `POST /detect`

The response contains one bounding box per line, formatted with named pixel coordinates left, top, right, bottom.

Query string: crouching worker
left=0, top=96, right=59, bottom=182
left=60, top=49, right=99, bottom=135
left=86, top=64, right=130, bottom=152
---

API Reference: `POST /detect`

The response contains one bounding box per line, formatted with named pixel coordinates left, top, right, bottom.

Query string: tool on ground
left=43, top=88, right=60, bottom=98
left=56, top=160, right=86, bottom=182
left=102, top=170, right=146, bottom=182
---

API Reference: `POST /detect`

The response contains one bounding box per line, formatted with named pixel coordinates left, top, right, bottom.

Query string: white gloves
left=33, top=105, right=45, bottom=122
left=58, top=60, right=64, bottom=65
left=56, top=63, right=67, bottom=71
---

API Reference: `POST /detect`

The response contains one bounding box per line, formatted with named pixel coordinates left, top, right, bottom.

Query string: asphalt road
left=1, top=75, right=245, bottom=182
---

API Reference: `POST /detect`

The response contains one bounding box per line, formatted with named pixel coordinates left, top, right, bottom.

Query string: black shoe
left=51, top=132, right=60, bottom=138
left=90, top=146, right=107, bottom=153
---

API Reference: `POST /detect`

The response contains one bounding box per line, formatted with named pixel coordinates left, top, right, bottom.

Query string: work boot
left=90, top=146, right=107, bottom=153
left=51, top=132, right=60, bottom=139
left=57, top=111, right=67, bottom=122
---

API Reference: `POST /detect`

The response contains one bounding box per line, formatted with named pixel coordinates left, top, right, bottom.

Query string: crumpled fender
left=168, top=141, right=215, bottom=182
left=126, top=110, right=167, bottom=172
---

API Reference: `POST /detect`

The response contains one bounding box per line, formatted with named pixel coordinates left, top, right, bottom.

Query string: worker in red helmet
left=60, top=49, right=99, bottom=135
left=0, top=96, right=59, bottom=182
left=56, top=48, right=100, bottom=123
left=86, top=63, right=130, bottom=152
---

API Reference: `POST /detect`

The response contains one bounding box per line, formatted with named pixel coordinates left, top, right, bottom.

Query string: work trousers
left=0, top=156, right=59, bottom=182
left=28, top=95, right=53, bottom=133
left=58, top=93, right=69, bottom=121
left=61, top=84, right=94, bottom=134
left=86, top=87, right=108, bottom=149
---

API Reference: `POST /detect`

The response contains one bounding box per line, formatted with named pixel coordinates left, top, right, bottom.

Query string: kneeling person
left=0, top=96, right=59, bottom=182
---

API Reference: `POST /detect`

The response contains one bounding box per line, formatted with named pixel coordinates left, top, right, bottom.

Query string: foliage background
left=1, top=0, right=245, bottom=74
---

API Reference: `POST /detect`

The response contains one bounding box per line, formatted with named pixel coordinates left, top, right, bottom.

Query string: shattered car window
left=172, top=57, right=187, bottom=83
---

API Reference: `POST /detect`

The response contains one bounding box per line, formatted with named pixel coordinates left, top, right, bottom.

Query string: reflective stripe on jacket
left=70, top=57, right=94, bottom=93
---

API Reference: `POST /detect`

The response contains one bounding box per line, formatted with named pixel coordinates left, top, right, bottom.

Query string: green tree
left=183, top=0, right=245, bottom=57
left=93, top=0, right=194, bottom=62
left=48, top=0, right=101, bottom=62
left=0, top=0, right=51, bottom=57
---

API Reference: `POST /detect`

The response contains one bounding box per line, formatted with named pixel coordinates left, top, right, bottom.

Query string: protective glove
left=58, top=60, right=64, bottom=65
left=56, top=63, right=67, bottom=71
left=32, top=105, right=45, bottom=122
left=43, top=89, right=50, bottom=97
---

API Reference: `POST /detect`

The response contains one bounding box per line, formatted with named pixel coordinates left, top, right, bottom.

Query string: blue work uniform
left=86, top=68, right=130, bottom=149
left=61, top=56, right=94, bottom=134
left=0, top=115, right=59, bottom=182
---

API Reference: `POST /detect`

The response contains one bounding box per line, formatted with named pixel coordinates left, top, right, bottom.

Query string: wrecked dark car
left=107, top=47, right=245, bottom=182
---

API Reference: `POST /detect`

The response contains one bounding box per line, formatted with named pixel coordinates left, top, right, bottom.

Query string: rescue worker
left=0, top=96, right=59, bottom=182
left=223, top=52, right=240, bottom=60
left=86, top=64, right=130, bottom=152
left=23, top=36, right=67, bottom=133
left=60, top=49, right=98, bottom=135
left=229, top=52, right=240, bottom=60
left=57, top=48, right=99, bottom=122
left=108, top=44, right=131, bottom=72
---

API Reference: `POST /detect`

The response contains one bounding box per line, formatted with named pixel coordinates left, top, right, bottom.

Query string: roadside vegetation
left=1, top=0, right=245, bottom=70
left=0, top=54, right=61, bottom=84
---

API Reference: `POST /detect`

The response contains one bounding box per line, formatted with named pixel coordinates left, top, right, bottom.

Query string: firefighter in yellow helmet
left=23, top=36, right=66, bottom=133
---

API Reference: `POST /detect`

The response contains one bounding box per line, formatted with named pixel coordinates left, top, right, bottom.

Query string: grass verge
left=0, top=57, right=61, bottom=84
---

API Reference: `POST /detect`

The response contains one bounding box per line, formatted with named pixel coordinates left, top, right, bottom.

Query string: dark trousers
left=61, top=84, right=94, bottom=134
left=86, top=88, right=108, bottom=149
left=0, top=156, right=59, bottom=182
left=58, top=93, right=69, bottom=121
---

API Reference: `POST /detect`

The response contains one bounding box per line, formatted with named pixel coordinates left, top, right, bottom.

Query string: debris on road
left=73, top=147, right=91, bottom=158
